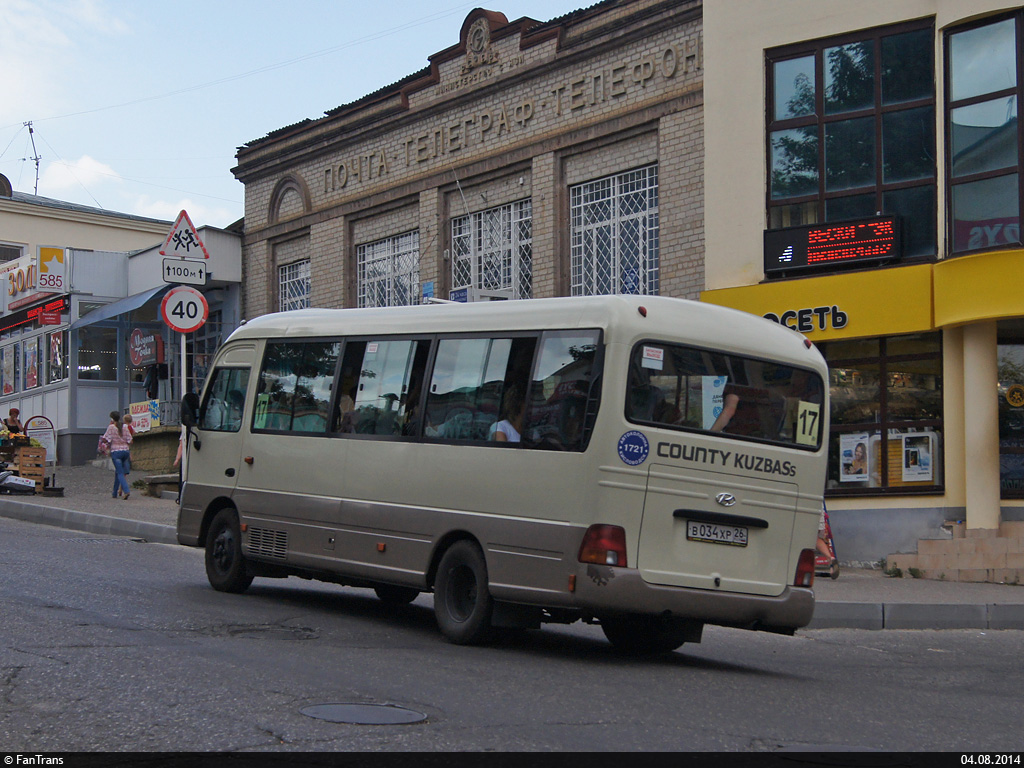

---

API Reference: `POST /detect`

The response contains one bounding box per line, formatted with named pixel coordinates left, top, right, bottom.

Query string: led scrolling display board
left=764, top=216, right=900, bottom=275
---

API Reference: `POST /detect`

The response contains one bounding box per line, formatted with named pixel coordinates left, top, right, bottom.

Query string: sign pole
left=180, top=332, right=187, bottom=403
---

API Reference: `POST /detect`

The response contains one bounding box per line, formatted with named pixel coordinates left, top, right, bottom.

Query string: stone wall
left=128, top=426, right=180, bottom=474
left=234, top=1, right=705, bottom=316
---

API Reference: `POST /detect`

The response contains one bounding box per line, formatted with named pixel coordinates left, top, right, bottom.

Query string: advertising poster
left=25, top=415, right=56, bottom=464
left=902, top=434, right=933, bottom=482
left=702, top=376, right=727, bottom=430
left=25, top=340, right=38, bottom=389
left=129, top=400, right=160, bottom=433
left=840, top=432, right=870, bottom=482
left=1, top=347, right=12, bottom=395
left=49, top=332, right=63, bottom=383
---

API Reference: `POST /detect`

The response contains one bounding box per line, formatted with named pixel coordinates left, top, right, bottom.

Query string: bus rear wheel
left=205, top=509, right=254, bottom=593
left=601, top=614, right=696, bottom=656
left=434, top=540, right=494, bottom=645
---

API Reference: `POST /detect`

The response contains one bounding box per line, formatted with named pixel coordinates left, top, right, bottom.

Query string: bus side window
left=425, top=336, right=536, bottom=443
left=199, top=368, right=251, bottom=432
left=522, top=330, right=601, bottom=451
left=338, top=339, right=429, bottom=437
left=253, top=341, right=339, bottom=433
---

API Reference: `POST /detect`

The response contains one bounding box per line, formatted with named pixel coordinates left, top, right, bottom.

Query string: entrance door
left=185, top=345, right=253, bottom=499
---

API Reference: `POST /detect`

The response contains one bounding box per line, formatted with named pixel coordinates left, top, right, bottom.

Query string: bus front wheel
left=601, top=614, right=695, bottom=655
left=205, top=509, right=254, bottom=594
left=434, top=540, right=494, bottom=645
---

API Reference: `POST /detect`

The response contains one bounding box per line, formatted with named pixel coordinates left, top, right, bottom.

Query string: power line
left=0, top=2, right=476, bottom=130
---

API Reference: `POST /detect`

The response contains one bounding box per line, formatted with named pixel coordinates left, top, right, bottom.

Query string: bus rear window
left=626, top=342, right=825, bottom=449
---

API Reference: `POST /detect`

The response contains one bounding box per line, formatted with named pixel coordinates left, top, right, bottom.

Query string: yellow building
left=703, top=1, right=1024, bottom=578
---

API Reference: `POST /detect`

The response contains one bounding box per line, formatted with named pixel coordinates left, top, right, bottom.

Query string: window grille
left=570, top=165, right=659, bottom=296
left=451, top=199, right=532, bottom=299
left=278, top=259, right=310, bottom=312
left=357, top=231, right=420, bottom=308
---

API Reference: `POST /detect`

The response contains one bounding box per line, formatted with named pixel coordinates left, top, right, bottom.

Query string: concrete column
left=962, top=321, right=1001, bottom=530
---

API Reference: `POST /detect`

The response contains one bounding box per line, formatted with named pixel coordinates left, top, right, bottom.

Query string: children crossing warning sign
left=159, top=210, right=210, bottom=259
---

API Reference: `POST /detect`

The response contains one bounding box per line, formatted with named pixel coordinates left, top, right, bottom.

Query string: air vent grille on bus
left=248, top=527, right=288, bottom=560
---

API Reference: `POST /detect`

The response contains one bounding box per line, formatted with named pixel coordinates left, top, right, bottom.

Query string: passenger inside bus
left=489, top=383, right=525, bottom=443
left=337, top=395, right=356, bottom=433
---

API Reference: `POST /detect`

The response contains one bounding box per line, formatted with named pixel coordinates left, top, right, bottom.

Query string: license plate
left=686, top=520, right=748, bottom=547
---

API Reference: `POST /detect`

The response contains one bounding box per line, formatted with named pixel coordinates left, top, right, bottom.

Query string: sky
left=0, top=0, right=589, bottom=230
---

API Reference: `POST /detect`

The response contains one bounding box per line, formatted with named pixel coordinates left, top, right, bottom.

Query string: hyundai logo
left=715, top=492, right=737, bottom=507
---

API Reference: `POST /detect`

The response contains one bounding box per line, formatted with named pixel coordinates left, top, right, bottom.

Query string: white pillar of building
left=962, top=321, right=1001, bottom=530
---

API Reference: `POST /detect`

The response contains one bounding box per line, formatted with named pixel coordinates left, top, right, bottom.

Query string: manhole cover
left=300, top=703, right=427, bottom=725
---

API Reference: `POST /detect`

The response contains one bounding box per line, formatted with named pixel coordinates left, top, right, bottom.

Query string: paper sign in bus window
left=795, top=401, right=820, bottom=446
left=702, top=376, right=727, bottom=430
left=641, top=345, right=664, bottom=370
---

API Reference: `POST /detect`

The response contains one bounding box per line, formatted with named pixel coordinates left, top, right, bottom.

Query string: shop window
left=253, top=341, right=340, bottom=434
left=357, top=231, right=420, bottom=308
left=570, top=165, right=659, bottom=296
left=947, top=15, right=1023, bottom=254
left=998, top=341, right=1024, bottom=498
left=821, top=332, right=943, bottom=494
left=767, top=21, right=936, bottom=260
left=452, top=199, right=532, bottom=300
left=191, top=310, right=223, bottom=393
left=76, top=326, right=118, bottom=381
left=278, top=259, right=310, bottom=312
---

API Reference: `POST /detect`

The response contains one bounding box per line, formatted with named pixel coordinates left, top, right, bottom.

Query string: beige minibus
left=177, top=295, right=829, bottom=654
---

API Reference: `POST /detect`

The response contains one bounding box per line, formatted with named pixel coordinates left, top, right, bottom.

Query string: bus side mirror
left=181, top=392, right=200, bottom=429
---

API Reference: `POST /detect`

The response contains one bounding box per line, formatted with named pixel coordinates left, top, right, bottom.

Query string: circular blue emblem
left=618, top=430, right=650, bottom=466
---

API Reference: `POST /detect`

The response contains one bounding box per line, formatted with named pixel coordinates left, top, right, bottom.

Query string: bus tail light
left=794, top=548, right=815, bottom=587
left=578, top=525, right=628, bottom=567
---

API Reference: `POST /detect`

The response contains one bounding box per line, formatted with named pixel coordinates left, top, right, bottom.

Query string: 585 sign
left=160, top=286, right=209, bottom=333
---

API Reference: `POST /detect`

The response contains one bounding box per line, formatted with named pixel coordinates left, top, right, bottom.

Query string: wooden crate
left=17, top=446, right=46, bottom=493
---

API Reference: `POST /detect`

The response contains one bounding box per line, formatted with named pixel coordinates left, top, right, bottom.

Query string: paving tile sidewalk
left=1, top=462, right=1023, bottom=629
left=0, top=461, right=178, bottom=543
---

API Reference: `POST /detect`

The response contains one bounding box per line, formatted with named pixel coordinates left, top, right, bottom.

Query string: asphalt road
left=1, top=516, right=1022, bottom=753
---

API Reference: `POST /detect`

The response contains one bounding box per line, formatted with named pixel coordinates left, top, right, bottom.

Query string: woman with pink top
left=102, top=411, right=134, bottom=500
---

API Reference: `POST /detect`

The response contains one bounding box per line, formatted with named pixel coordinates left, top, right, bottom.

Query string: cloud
left=39, top=155, right=121, bottom=193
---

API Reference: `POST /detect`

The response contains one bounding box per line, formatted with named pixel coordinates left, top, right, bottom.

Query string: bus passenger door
left=185, top=350, right=253, bottom=502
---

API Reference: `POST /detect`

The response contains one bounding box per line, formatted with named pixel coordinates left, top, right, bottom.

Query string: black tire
left=601, top=614, right=694, bottom=656
left=205, top=509, right=253, bottom=593
left=374, top=584, right=420, bottom=606
left=434, top=540, right=494, bottom=645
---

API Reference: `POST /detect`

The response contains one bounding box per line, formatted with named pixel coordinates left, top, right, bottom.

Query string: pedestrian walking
left=102, top=411, right=133, bottom=500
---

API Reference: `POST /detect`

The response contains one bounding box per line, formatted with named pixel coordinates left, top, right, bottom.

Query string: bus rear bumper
left=572, top=565, right=815, bottom=632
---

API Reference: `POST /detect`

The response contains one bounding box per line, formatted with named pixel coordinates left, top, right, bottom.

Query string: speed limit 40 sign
left=160, top=286, right=209, bottom=333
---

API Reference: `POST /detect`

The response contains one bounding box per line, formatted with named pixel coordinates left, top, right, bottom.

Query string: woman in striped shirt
left=102, top=411, right=134, bottom=500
